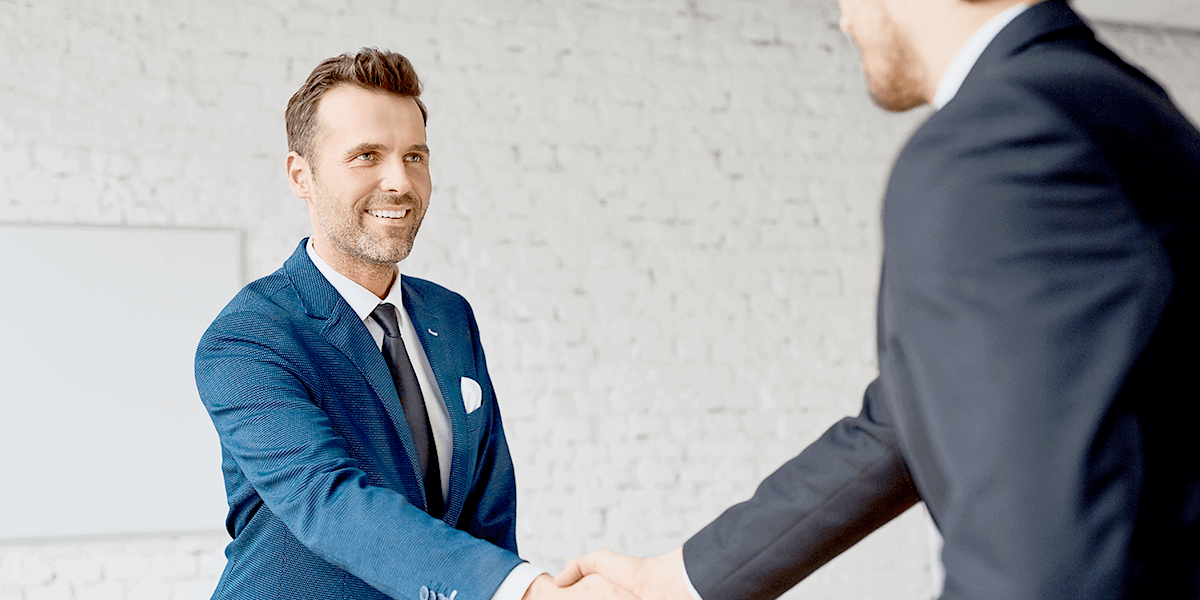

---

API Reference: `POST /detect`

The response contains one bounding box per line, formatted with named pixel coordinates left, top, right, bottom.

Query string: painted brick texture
left=2, top=1, right=1198, bottom=599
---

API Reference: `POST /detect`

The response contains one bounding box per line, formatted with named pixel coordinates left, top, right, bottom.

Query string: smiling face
left=838, top=0, right=928, bottom=111
left=288, top=84, right=431, bottom=278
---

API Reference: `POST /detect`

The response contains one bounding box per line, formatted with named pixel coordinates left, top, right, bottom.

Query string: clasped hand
left=524, top=548, right=690, bottom=600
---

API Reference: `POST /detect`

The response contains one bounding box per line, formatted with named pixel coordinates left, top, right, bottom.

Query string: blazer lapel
left=283, top=241, right=429, bottom=509
left=402, top=276, right=473, bottom=526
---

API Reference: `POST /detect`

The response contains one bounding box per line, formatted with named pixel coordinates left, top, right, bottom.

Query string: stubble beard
left=313, top=185, right=425, bottom=267
left=862, top=24, right=928, bottom=112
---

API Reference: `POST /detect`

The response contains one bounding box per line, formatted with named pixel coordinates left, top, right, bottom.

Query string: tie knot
left=371, top=303, right=401, bottom=338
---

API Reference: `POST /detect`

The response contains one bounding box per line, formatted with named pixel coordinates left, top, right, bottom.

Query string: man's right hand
left=523, top=573, right=641, bottom=600
left=555, top=548, right=692, bottom=600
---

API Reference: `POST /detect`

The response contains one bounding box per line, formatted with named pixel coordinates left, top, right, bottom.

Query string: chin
left=865, top=73, right=927, bottom=112
left=869, top=89, right=927, bottom=112
left=362, top=244, right=413, bottom=266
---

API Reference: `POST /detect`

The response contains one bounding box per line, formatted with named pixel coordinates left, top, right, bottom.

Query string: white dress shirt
left=932, top=3, right=1031, bottom=109
left=305, top=240, right=544, bottom=600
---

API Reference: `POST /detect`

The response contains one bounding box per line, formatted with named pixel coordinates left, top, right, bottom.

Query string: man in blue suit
left=196, top=49, right=634, bottom=600
left=559, top=0, right=1199, bottom=598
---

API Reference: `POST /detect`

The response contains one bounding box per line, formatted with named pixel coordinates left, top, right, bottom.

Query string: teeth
left=368, top=209, right=409, bottom=219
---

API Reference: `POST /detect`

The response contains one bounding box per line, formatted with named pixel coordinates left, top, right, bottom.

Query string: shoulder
left=926, top=37, right=1177, bottom=154
left=200, top=268, right=312, bottom=347
left=220, top=269, right=302, bottom=319
left=902, top=36, right=1200, bottom=213
left=900, top=44, right=1170, bottom=185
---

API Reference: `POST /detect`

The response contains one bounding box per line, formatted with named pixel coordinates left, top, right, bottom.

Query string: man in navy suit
left=196, top=49, right=635, bottom=600
left=559, top=0, right=1199, bottom=598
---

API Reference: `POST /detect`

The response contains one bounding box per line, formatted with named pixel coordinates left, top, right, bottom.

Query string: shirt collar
left=306, top=238, right=404, bottom=321
left=932, top=3, right=1030, bottom=110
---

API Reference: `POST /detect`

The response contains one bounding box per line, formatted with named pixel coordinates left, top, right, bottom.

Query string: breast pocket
left=460, top=377, right=483, bottom=415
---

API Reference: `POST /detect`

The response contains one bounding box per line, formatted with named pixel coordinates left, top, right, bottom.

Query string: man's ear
left=286, top=151, right=314, bottom=199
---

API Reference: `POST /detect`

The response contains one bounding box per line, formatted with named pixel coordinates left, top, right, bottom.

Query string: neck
left=311, top=236, right=398, bottom=299
left=904, top=0, right=1040, bottom=102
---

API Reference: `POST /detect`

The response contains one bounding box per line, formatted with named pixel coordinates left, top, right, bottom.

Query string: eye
left=355, top=152, right=377, bottom=161
left=404, top=153, right=427, bottom=164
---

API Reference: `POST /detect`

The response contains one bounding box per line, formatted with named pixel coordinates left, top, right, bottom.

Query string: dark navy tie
left=370, top=302, right=444, bottom=519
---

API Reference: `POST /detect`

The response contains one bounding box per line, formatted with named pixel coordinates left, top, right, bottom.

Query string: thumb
left=555, top=556, right=590, bottom=587
left=556, top=551, right=614, bottom=587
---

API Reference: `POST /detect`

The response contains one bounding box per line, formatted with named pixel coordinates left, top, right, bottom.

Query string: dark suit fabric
left=196, top=240, right=522, bottom=600
left=683, top=2, right=1199, bottom=598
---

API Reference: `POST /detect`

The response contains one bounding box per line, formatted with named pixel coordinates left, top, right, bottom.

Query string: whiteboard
left=0, top=225, right=240, bottom=539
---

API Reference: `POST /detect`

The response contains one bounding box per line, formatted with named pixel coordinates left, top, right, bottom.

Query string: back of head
left=285, top=48, right=427, bottom=161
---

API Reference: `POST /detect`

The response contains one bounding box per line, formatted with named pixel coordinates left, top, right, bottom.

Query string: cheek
left=414, top=171, right=433, bottom=199
left=839, top=0, right=870, bottom=38
left=854, top=17, right=894, bottom=67
left=327, top=174, right=378, bottom=203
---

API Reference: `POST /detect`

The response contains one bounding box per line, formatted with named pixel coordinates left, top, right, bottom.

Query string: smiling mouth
left=367, top=208, right=411, bottom=219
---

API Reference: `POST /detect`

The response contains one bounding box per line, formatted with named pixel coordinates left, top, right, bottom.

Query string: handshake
left=525, top=548, right=691, bottom=600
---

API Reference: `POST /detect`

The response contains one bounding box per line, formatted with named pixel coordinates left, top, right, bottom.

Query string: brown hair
left=285, top=47, right=428, bottom=160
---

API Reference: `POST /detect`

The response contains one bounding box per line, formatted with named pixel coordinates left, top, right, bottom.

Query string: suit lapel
left=283, top=241, right=429, bottom=509
left=402, top=276, right=473, bottom=526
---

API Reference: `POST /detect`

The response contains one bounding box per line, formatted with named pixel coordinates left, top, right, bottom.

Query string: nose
left=380, top=156, right=413, bottom=195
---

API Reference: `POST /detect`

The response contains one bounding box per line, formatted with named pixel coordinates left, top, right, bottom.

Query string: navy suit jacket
left=683, top=2, right=1199, bottom=599
left=196, top=240, right=523, bottom=600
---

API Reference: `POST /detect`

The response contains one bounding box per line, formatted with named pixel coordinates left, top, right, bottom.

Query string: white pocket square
left=461, top=377, right=483, bottom=414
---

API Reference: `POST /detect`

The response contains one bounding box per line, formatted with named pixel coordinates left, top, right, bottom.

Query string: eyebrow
left=344, top=143, right=387, bottom=158
left=343, top=143, right=430, bottom=158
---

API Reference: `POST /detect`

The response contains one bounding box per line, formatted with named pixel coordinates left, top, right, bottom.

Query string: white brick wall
left=2, top=2, right=1198, bottom=599
left=0, top=534, right=226, bottom=600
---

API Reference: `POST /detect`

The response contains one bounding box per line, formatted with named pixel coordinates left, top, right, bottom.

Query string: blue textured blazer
left=683, top=2, right=1199, bottom=599
left=196, top=240, right=523, bottom=600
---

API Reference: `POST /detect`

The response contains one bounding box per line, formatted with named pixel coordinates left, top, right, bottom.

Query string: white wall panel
left=0, top=225, right=239, bottom=539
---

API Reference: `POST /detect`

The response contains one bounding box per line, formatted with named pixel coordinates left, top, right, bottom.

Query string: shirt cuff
left=681, top=560, right=704, bottom=600
left=491, top=561, right=546, bottom=600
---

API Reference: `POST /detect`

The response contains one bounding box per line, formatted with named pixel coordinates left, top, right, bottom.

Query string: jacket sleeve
left=196, top=307, right=523, bottom=600
left=681, top=378, right=920, bottom=600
